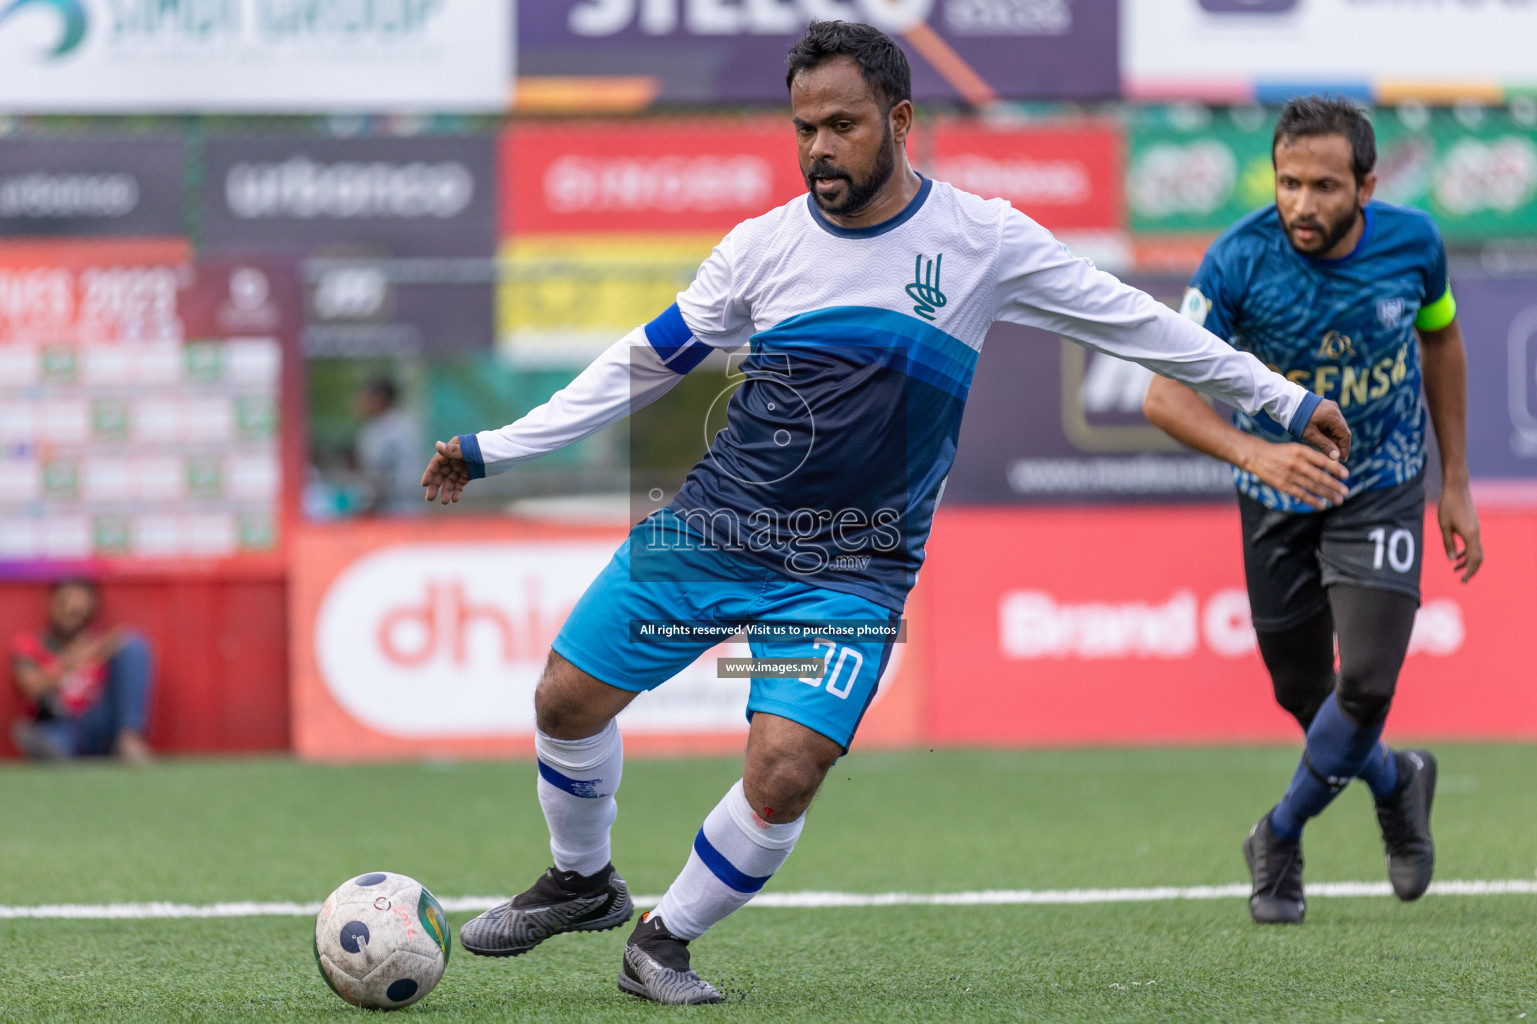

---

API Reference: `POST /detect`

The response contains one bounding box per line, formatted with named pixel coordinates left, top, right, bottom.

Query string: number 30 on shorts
left=798, top=638, right=863, bottom=699
left=1368, top=526, right=1415, bottom=573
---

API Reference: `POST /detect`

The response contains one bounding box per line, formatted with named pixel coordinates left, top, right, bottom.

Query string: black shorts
left=1239, top=471, right=1425, bottom=633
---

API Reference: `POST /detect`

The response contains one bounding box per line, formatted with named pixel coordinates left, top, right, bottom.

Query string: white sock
left=653, top=779, right=803, bottom=940
left=535, top=720, right=622, bottom=877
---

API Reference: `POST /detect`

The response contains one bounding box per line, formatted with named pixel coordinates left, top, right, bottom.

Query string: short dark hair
left=51, top=578, right=99, bottom=600
left=1273, top=95, right=1376, bottom=186
left=785, top=20, right=911, bottom=112
left=364, top=377, right=398, bottom=406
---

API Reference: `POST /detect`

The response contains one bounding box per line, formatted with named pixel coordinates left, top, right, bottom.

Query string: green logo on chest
left=906, top=253, right=946, bottom=321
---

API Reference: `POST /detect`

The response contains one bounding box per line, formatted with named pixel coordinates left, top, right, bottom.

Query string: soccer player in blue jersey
left=1145, top=96, right=1484, bottom=925
left=420, top=25, right=1350, bottom=1001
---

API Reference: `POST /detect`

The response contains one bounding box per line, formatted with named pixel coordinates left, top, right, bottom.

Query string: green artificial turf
left=0, top=745, right=1533, bottom=1022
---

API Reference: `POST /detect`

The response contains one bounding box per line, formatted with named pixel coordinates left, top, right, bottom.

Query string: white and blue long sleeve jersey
left=460, top=178, right=1318, bottom=613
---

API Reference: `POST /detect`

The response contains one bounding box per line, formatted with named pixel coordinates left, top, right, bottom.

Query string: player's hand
left=421, top=438, right=472, bottom=505
left=1299, top=399, right=1351, bottom=465
left=1240, top=438, right=1350, bottom=511
left=1438, top=480, right=1483, bottom=582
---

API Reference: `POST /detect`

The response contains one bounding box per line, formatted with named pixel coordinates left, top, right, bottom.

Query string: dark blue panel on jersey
left=661, top=306, right=977, bottom=612
left=754, top=305, right=979, bottom=401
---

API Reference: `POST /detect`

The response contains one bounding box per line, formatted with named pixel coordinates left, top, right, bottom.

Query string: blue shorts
left=552, top=512, right=901, bottom=750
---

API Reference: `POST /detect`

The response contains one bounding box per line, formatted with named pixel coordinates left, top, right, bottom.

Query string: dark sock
left=1270, top=693, right=1384, bottom=840
left=1356, top=742, right=1400, bottom=801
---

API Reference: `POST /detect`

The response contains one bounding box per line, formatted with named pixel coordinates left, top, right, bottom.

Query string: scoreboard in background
left=0, top=240, right=299, bottom=575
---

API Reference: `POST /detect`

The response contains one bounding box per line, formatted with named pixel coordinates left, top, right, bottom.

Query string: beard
left=1284, top=202, right=1361, bottom=256
left=804, top=121, right=896, bottom=217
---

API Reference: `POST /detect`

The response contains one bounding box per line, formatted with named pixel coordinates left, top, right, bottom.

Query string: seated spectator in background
left=10, top=580, right=154, bottom=763
left=355, top=377, right=424, bottom=516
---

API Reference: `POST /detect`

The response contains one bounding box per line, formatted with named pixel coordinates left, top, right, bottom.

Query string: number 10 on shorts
left=1368, top=526, right=1415, bottom=573
left=798, top=638, right=863, bottom=698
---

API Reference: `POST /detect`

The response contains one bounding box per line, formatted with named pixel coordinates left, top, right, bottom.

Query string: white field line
left=2, top=880, right=1536, bottom=920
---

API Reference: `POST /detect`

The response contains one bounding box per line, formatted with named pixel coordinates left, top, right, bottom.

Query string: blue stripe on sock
left=537, top=759, right=605, bottom=798
left=692, top=829, right=772, bottom=894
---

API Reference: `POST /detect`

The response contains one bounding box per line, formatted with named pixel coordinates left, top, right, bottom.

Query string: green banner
left=1128, top=106, right=1537, bottom=244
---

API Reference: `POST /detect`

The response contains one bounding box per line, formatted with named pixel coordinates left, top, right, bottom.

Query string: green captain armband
left=1415, top=286, right=1457, bottom=332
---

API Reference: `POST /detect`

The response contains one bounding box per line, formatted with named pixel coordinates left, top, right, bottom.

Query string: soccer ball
left=313, top=871, right=451, bottom=1010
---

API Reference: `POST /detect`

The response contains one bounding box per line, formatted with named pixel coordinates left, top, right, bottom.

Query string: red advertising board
left=501, top=120, right=810, bottom=236
left=920, top=505, right=1537, bottom=746
left=928, top=122, right=1122, bottom=232
left=290, top=518, right=925, bottom=762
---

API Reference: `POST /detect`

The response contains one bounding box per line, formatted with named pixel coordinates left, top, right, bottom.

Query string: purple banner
left=517, top=0, right=1118, bottom=104
left=1458, top=276, right=1537, bottom=481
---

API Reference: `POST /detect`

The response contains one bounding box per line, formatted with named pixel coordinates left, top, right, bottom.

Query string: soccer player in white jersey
left=420, top=21, right=1351, bottom=1004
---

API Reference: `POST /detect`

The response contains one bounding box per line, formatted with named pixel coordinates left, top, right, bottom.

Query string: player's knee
left=1335, top=667, right=1396, bottom=726
left=1274, top=685, right=1328, bottom=731
left=743, top=748, right=832, bottom=823
left=533, top=652, right=608, bottom=738
left=1270, top=669, right=1331, bottom=730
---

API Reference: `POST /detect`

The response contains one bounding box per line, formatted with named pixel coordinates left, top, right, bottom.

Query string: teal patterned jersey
left=1180, top=200, right=1455, bottom=513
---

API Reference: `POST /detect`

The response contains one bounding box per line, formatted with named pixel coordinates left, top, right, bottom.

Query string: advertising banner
left=0, top=241, right=299, bottom=574
left=502, top=121, right=807, bottom=237
left=1123, top=0, right=1537, bottom=101
left=922, top=506, right=1537, bottom=745
left=927, top=121, right=1122, bottom=235
left=302, top=259, right=494, bottom=358
left=945, top=304, right=1234, bottom=504
left=517, top=0, right=1118, bottom=105
left=1460, top=276, right=1537, bottom=480
left=1128, top=107, right=1537, bottom=244
left=203, top=136, right=498, bottom=258
left=1126, top=107, right=1275, bottom=239
left=0, top=0, right=509, bottom=112
left=0, top=135, right=184, bottom=238
left=290, top=518, right=925, bottom=761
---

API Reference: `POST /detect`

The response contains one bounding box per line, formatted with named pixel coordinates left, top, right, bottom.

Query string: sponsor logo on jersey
left=1316, top=330, right=1355, bottom=359
left=905, top=253, right=946, bottom=321
left=1377, top=297, right=1406, bottom=329
left=1178, top=286, right=1210, bottom=327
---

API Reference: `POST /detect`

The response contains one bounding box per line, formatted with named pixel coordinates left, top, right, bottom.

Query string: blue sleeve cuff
left=1286, top=391, right=1323, bottom=439
left=456, top=433, right=486, bottom=480
left=644, top=303, right=712, bottom=374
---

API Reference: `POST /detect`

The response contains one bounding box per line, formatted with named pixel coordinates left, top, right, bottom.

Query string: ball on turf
left=314, top=871, right=451, bottom=1010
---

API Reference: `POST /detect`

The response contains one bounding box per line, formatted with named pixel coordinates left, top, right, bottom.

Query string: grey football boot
left=618, top=912, right=724, bottom=1005
left=1243, top=812, right=1306, bottom=924
left=1375, top=749, right=1438, bottom=901
left=460, top=863, right=632, bottom=958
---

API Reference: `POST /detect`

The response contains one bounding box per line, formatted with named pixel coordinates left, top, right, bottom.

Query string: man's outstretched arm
left=992, top=210, right=1350, bottom=463
left=420, top=307, right=723, bottom=504
left=1144, top=376, right=1349, bottom=510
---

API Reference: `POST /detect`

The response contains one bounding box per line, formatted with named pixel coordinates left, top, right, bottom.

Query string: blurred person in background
left=354, top=376, right=425, bottom=516
left=1145, top=95, right=1482, bottom=926
left=9, top=580, right=154, bottom=764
